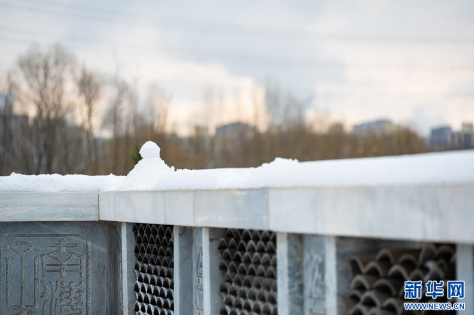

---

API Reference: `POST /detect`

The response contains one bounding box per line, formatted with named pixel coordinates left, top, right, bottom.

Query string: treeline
left=0, top=44, right=430, bottom=176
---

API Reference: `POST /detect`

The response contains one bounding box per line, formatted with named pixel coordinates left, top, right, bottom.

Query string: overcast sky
left=1, top=0, right=474, bottom=135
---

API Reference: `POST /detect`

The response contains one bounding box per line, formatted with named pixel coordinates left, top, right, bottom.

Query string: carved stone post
left=277, top=232, right=304, bottom=315
left=202, top=227, right=225, bottom=315
left=173, top=226, right=193, bottom=315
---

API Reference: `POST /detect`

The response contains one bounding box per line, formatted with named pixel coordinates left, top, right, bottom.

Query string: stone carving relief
left=2, top=235, right=91, bottom=315
left=4, top=242, right=40, bottom=314
left=193, top=228, right=204, bottom=315
left=304, top=235, right=326, bottom=315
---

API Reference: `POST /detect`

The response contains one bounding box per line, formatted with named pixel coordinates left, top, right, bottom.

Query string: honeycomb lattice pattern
left=218, top=229, right=278, bottom=315
left=344, top=243, right=456, bottom=315
left=133, top=224, right=174, bottom=315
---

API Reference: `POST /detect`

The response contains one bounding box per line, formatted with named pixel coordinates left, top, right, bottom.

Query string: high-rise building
left=430, top=126, right=452, bottom=150
left=451, top=123, right=474, bottom=149
left=0, top=91, right=14, bottom=112
left=430, top=123, right=474, bottom=150
left=0, top=90, right=29, bottom=153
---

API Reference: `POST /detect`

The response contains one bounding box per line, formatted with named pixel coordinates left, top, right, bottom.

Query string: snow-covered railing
left=1, top=142, right=474, bottom=315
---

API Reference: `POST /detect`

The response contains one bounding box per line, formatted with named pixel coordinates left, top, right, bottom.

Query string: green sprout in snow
left=126, top=142, right=142, bottom=165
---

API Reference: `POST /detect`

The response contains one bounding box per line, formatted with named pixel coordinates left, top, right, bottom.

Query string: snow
left=140, top=141, right=163, bottom=159
left=0, top=141, right=473, bottom=192
left=0, top=173, right=125, bottom=192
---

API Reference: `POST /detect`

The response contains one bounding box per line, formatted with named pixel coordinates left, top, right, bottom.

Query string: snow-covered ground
left=1, top=141, right=473, bottom=192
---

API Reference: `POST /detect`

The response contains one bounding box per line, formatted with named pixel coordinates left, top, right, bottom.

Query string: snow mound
left=116, top=141, right=175, bottom=190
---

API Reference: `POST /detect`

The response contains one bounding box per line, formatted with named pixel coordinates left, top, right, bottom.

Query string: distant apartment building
left=430, top=126, right=452, bottom=150
left=451, top=123, right=474, bottom=149
left=0, top=90, right=29, bottom=151
left=215, top=122, right=256, bottom=140
left=0, top=91, right=14, bottom=112
left=0, top=90, right=28, bottom=130
left=0, top=91, right=28, bottom=129
left=353, top=119, right=395, bottom=135
left=430, top=123, right=474, bottom=150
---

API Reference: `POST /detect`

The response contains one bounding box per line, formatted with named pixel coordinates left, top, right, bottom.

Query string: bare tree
left=147, top=84, right=171, bottom=134
left=103, top=73, right=129, bottom=173
left=122, top=79, right=139, bottom=174
left=16, top=44, right=77, bottom=174
left=77, top=65, right=101, bottom=174
left=264, top=82, right=307, bottom=132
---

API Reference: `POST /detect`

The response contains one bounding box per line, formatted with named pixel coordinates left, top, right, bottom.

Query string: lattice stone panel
left=218, top=229, right=278, bottom=315
left=344, top=243, right=456, bottom=315
left=133, top=224, right=174, bottom=315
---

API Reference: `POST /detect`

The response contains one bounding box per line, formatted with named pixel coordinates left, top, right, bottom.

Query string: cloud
left=1, top=0, right=473, bottom=135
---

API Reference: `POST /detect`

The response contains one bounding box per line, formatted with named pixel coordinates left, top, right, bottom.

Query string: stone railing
left=1, top=151, right=474, bottom=315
